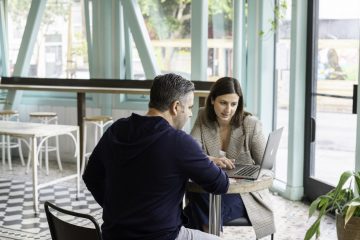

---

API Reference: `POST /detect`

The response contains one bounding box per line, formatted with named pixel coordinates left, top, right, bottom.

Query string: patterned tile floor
left=0, top=158, right=337, bottom=240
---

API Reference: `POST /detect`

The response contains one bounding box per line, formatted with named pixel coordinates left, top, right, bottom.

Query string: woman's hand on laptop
left=209, top=156, right=235, bottom=170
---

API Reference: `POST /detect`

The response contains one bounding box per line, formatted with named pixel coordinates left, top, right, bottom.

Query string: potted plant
left=304, top=170, right=360, bottom=240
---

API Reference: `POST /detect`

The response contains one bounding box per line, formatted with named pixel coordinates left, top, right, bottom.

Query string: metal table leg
left=77, top=92, right=85, bottom=172
left=31, top=137, right=39, bottom=214
left=209, top=193, right=222, bottom=236
left=76, top=129, right=80, bottom=199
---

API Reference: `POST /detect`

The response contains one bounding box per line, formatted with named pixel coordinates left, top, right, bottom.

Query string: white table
left=0, top=121, right=80, bottom=214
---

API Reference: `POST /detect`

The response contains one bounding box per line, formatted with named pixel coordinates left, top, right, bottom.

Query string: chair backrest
left=224, top=216, right=252, bottom=226
left=44, top=201, right=102, bottom=240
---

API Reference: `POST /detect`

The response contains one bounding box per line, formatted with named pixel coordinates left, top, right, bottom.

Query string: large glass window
left=275, top=0, right=291, bottom=184
left=5, top=0, right=237, bottom=81
left=207, top=0, right=233, bottom=81
left=7, top=0, right=89, bottom=78
left=311, top=0, right=359, bottom=186
left=7, top=0, right=31, bottom=75
left=138, top=0, right=234, bottom=81
left=138, top=0, right=192, bottom=79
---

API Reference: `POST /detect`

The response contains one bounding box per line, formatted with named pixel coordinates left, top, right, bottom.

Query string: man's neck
left=146, top=108, right=162, bottom=117
left=146, top=108, right=174, bottom=126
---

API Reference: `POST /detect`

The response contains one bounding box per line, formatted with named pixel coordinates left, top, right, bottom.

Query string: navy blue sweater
left=83, top=113, right=229, bottom=240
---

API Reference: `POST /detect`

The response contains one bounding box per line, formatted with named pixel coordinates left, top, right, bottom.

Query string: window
left=7, top=0, right=89, bottom=78
left=275, top=0, right=291, bottom=184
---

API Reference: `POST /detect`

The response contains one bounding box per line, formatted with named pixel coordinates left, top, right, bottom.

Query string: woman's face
left=211, top=93, right=239, bottom=123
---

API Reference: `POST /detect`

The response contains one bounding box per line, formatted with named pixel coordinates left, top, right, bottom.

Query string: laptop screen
left=225, top=127, right=283, bottom=179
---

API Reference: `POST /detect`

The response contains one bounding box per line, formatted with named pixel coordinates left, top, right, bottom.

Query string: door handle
left=311, top=117, right=316, bottom=143
left=353, top=84, right=357, bottom=114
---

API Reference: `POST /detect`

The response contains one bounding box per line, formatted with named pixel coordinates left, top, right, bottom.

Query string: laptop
left=225, top=127, right=283, bottom=180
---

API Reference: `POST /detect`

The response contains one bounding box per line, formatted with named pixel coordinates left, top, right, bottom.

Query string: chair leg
left=26, top=139, right=32, bottom=174
left=18, top=139, right=25, bottom=166
left=39, top=144, right=43, bottom=169
left=26, top=153, right=31, bottom=174
left=6, top=136, right=12, bottom=170
left=55, top=135, right=62, bottom=171
left=2, top=135, right=5, bottom=166
left=45, top=139, right=49, bottom=175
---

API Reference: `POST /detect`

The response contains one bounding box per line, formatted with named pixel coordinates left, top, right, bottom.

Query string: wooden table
left=186, top=176, right=273, bottom=236
left=0, top=121, right=80, bottom=214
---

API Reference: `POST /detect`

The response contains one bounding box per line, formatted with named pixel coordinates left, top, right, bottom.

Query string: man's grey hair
left=149, top=73, right=195, bottom=112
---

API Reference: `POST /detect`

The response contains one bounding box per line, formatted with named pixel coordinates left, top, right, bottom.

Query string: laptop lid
left=260, top=127, right=283, bottom=171
left=225, top=127, right=283, bottom=179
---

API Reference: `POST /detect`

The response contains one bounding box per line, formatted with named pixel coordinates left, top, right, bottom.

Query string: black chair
left=225, top=217, right=274, bottom=240
left=44, top=201, right=102, bottom=240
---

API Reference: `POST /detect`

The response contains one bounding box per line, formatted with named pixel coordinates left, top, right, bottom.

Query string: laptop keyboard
left=235, top=165, right=260, bottom=176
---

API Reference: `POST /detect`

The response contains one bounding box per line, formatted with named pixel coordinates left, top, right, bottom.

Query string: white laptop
left=225, top=127, right=283, bottom=180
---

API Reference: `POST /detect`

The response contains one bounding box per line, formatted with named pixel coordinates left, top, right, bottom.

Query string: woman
left=184, top=77, right=275, bottom=239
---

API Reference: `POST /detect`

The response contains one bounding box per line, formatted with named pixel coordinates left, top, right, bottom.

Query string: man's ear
left=170, top=100, right=180, bottom=116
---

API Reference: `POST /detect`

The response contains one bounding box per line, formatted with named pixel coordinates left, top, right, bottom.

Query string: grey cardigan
left=190, top=108, right=275, bottom=239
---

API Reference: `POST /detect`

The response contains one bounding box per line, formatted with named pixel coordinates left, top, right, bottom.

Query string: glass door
left=304, top=0, right=360, bottom=201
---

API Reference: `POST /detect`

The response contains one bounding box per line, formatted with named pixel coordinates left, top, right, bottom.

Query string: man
left=83, top=73, right=229, bottom=240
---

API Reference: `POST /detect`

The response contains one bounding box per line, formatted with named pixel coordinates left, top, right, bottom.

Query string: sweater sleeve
left=82, top=137, right=106, bottom=207
left=176, top=132, right=229, bottom=194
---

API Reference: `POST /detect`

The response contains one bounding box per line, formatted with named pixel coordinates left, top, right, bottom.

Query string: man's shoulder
left=174, top=130, right=199, bottom=146
left=111, top=116, right=131, bottom=127
left=112, top=113, right=146, bottom=126
left=172, top=128, right=190, bottom=138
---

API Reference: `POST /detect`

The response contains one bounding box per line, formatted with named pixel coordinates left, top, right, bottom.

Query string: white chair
left=27, top=112, right=62, bottom=175
left=0, top=110, right=25, bottom=170
left=81, top=115, right=113, bottom=174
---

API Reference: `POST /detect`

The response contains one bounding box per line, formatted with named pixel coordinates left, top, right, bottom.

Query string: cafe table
left=186, top=176, right=273, bottom=236
left=0, top=121, right=80, bottom=214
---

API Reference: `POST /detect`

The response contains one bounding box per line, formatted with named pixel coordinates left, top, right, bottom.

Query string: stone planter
left=336, top=213, right=360, bottom=240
